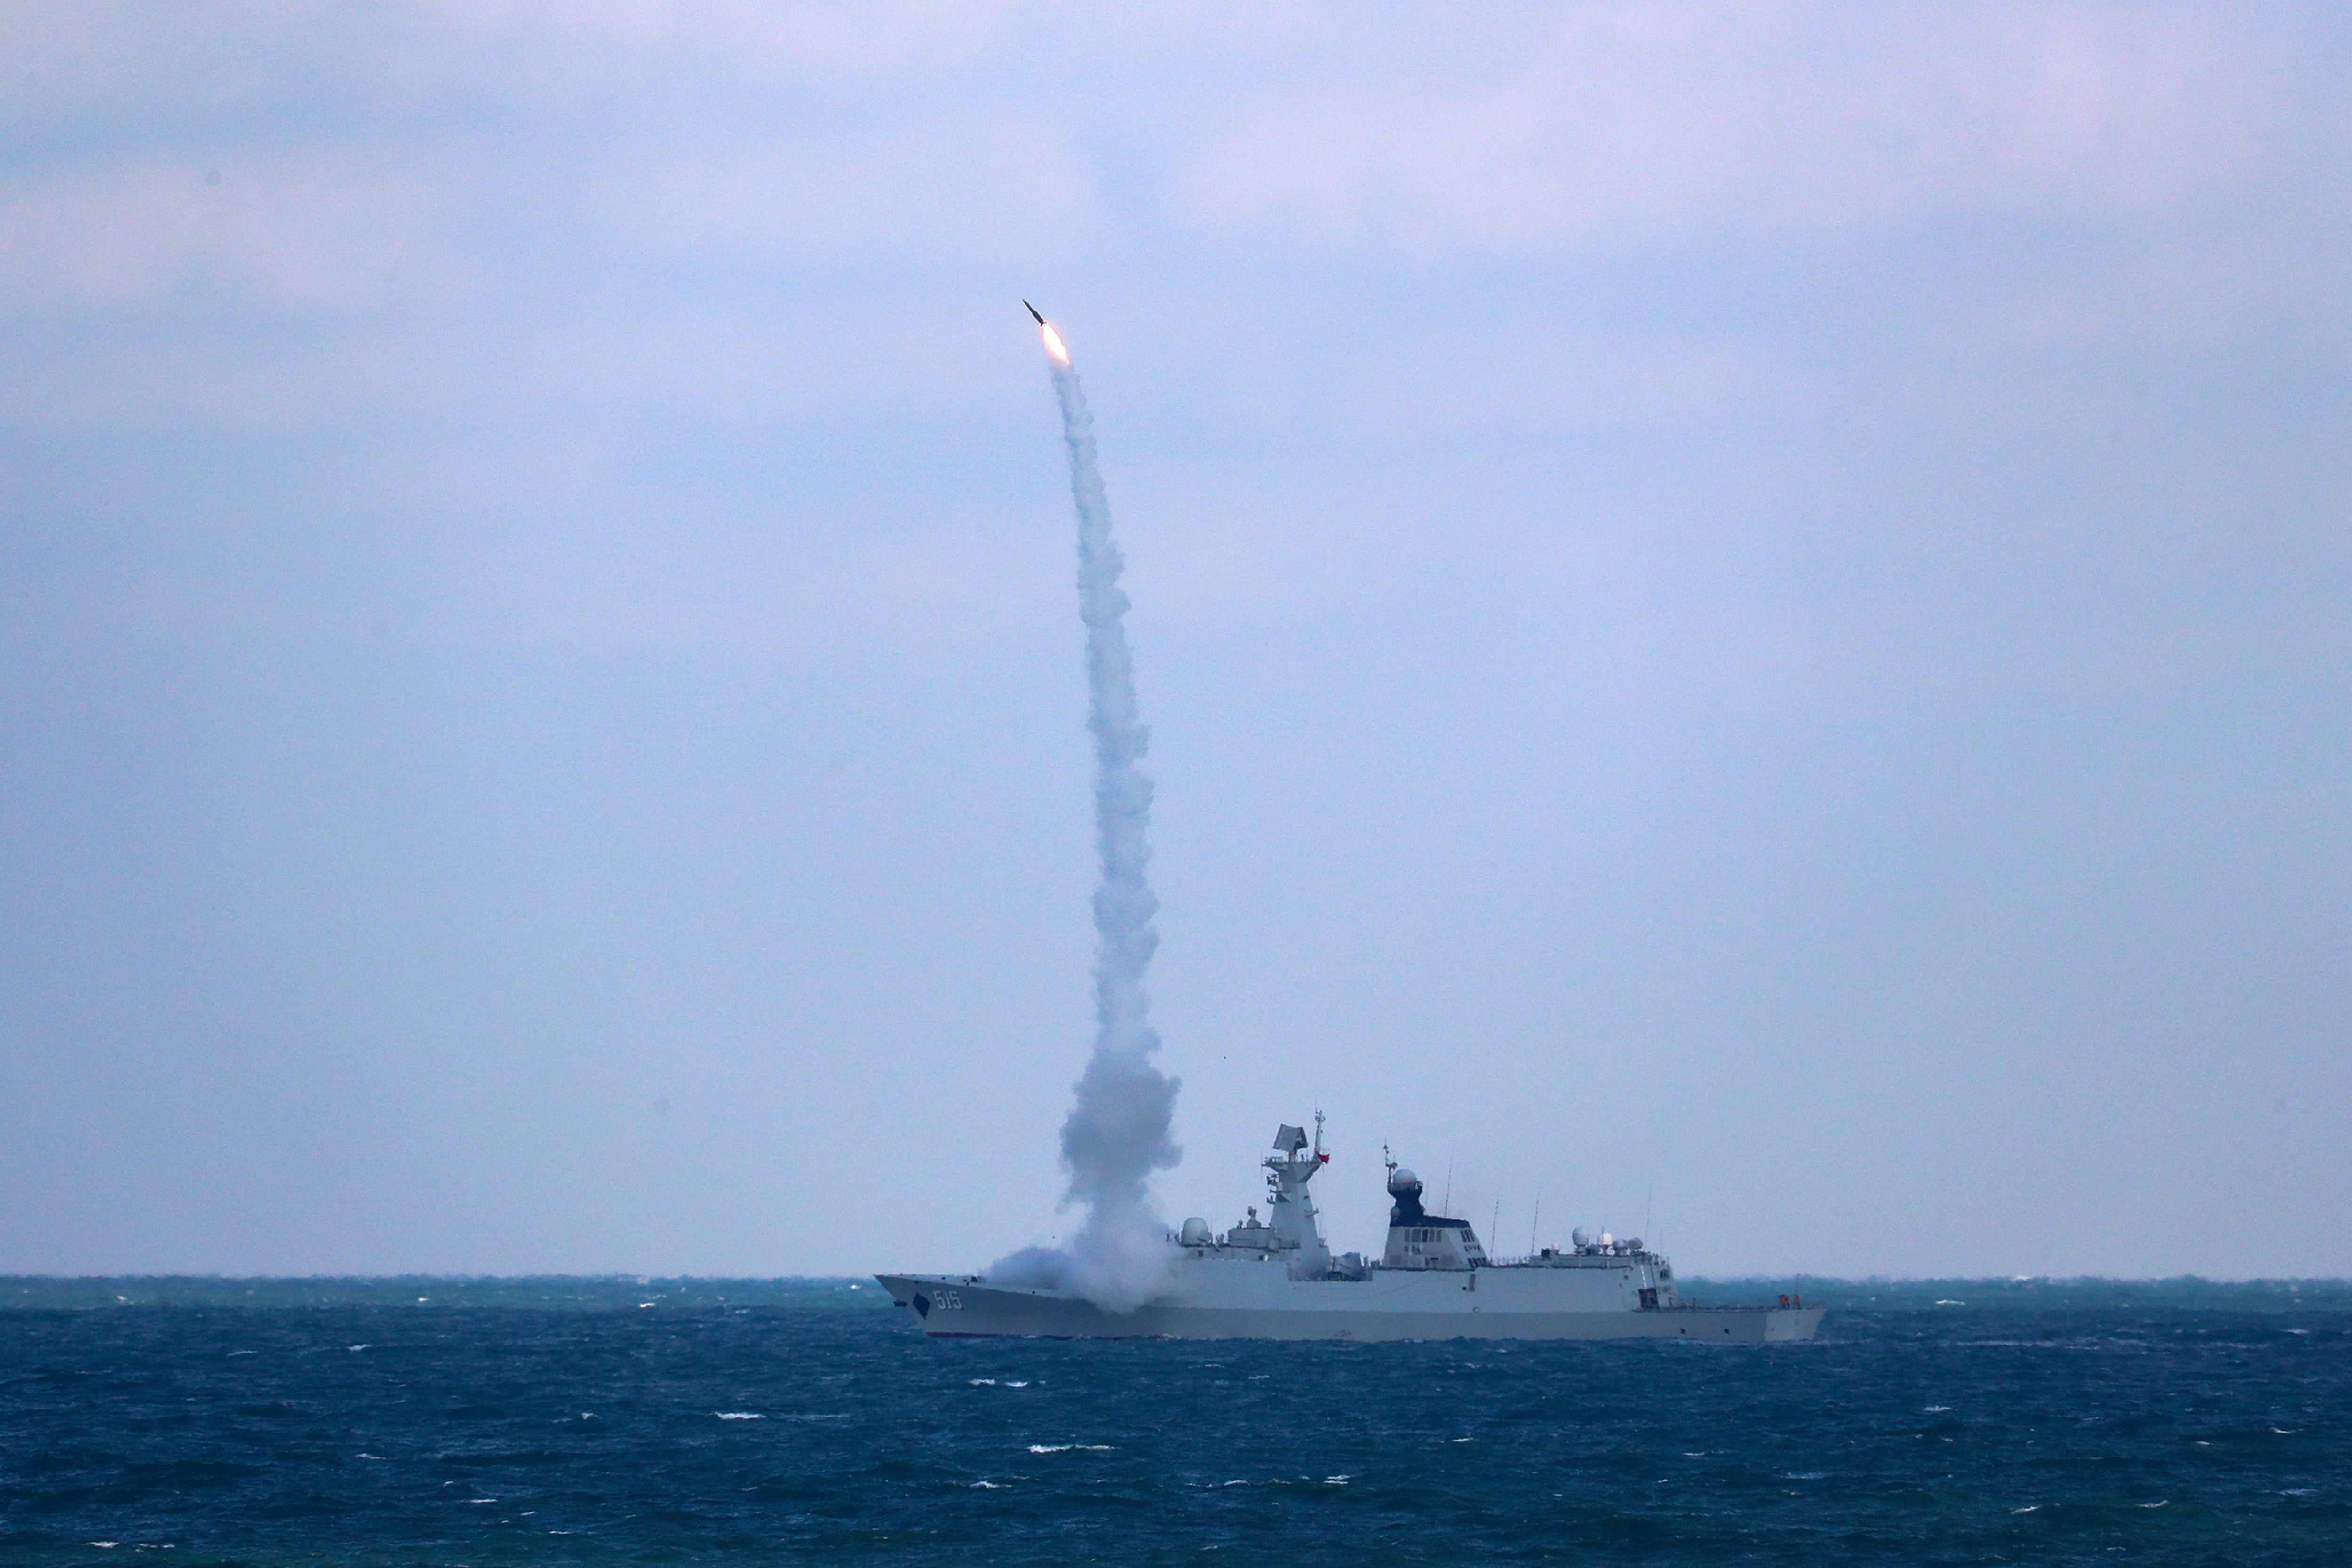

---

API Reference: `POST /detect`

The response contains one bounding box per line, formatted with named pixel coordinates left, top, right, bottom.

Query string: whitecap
left=1786, top=1472, right=1827, bottom=1480
left=1005, top=1381, right=1030, bottom=1388
left=1076, top=1444, right=1112, bottom=1451
left=89, top=1544, right=119, bottom=1551
left=970, top=1480, right=1003, bottom=1488
left=969, top=1378, right=997, bottom=1385
left=347, top=1344, right=369, bottom=1352
left=1923, top=1405, right=1952, bottom=1413
left=227, top=1351, right=256, bottom=1358
left=2010, top=1505, right=2039, bottom=1514
left=1322, top=1475, right=1350, bottom=1485
left=2140, top=1500, right=2168, bottom=1508
left=1029, top=1444, right=1073, bottom=1454
left=715, top=1412, right=764, bottom=1420
left=2274, top=1428, right=2301, bottom=1435
left=2281, top=1488, right=2313, bottom=1496
left=1681, top=1452, right=1708, bottom=1458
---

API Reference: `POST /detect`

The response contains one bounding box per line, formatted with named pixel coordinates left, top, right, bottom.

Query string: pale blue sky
left=3, top=1, right=2345, bottom=1277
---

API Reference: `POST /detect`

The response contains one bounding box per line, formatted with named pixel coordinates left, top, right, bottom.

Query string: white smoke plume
left=988, top=341, right=1182, bottom=1313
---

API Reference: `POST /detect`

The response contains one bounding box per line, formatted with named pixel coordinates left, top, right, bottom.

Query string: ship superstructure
left=877, top=1119, right=1820, bottom=1341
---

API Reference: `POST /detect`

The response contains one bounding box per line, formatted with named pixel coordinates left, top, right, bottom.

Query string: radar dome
left=1387, top=1167, right=1422, bottom=1194
left=1599, top=1230, right=1613, bottom=1248
left=1571, top=1227, right=1590, bottom=1247
left=1178, top=1217, right=1211, bottom=1246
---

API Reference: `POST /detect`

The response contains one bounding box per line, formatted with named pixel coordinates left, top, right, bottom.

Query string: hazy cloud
left=595, top=111, right=1092, bottom=263
left=1178, top=5, right=2280, bottom=250
left=0, top=151, right=465, bottom=312
left=0, top=0, right=2344, bottom=1279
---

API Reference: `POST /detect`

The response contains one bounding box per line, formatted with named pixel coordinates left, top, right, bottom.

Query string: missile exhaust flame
left=1024, top=301, right=1070, bottom=363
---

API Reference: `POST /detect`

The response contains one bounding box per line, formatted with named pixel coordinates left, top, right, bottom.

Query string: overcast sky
left=4, top=1, right=2346, bottom=1279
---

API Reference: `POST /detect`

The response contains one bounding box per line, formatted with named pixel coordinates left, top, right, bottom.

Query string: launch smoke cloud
left=991, top=321, right=1181, bottom=1313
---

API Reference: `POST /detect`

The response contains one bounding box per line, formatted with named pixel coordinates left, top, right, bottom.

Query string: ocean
left=3, top=1277, right=2344, bottom=1565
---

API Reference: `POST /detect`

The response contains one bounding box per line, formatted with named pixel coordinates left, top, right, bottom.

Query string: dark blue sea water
left=4, top=1278, right=2345, bottom=1566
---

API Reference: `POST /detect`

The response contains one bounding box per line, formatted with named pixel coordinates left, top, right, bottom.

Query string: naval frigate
left=877, top=1119, right=1822, bottom=1342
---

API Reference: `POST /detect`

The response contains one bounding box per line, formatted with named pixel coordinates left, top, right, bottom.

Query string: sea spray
left=991, top=327, right=1181, bottom=1312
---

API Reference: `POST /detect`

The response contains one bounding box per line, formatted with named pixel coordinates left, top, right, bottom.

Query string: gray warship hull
left=876, top=1274, right=1823, bottom=1342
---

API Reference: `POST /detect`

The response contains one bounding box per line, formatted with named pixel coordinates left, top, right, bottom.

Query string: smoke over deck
left=994, top=336, right=1182, bottom=1313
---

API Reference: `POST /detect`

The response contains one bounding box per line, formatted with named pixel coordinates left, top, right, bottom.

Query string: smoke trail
left=1029, top=352, right=1182, bottom=1312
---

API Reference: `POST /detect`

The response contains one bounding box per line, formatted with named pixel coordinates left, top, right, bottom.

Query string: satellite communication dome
left=1624, top=1238, right=1643, bottom=1252
left=1599, top=1230, right=1613, bottom=1249
left=1178, top=1217, right=1211, bottom=1246
left=1387, top=1167, right=1422, bottom=1194
left=1571, top=1227, right=1590, bottom=1247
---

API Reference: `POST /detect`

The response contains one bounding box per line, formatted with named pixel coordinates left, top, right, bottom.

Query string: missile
left=1024, top=300, right=1046, bottom=325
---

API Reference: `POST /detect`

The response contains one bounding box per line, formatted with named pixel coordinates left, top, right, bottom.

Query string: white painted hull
left=876, top=1274, right=1823, bottom=1343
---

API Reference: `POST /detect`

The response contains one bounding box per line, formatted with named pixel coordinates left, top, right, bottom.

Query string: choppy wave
left=0, top=1283, right=2343, bottom=1565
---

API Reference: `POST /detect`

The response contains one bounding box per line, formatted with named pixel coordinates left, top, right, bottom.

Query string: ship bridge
left=1173, top=1116, right=1372, bottom=1281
